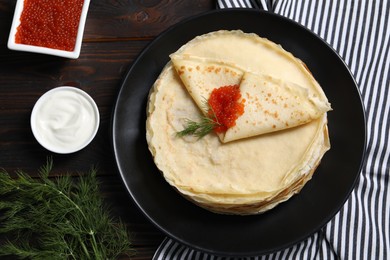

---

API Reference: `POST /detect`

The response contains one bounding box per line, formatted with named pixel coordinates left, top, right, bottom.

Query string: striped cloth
left=153, top=0, right=390, bottom=259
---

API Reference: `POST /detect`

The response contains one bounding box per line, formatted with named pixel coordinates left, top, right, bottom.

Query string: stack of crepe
left=146, top=30, right=331, bottom=215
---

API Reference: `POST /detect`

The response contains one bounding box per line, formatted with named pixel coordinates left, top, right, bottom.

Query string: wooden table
left=0, top=1, right=215, bottom=258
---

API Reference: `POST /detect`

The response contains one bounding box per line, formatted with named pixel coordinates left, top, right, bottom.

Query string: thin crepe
left=225, top=71, right=330, bottom=142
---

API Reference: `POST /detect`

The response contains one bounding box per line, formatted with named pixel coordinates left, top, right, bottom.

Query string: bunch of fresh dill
left=0, top=160, right=134, bottom=259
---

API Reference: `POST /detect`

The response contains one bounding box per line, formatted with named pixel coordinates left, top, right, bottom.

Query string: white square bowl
left=7, top=0, right=91, bottom=59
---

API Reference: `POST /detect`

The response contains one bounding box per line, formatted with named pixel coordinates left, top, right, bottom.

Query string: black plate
left=112, top=9, right=366, bottom=256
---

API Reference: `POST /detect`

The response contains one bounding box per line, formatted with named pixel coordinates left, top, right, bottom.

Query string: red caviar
left=208, top=85, right=245, bottom=133
left=15, top=0, right=84, bottom=51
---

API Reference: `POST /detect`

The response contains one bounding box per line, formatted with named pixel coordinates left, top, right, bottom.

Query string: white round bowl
left=31, top=86, right=100, bottom=154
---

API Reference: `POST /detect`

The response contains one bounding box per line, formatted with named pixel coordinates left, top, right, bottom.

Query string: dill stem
left=90, top=230, right=101, bottom=259
left=77, top=235, right=91, bottom=259
left=46, top=185, right=100, bottom=258
left=64, top=238, right=77, bottom=260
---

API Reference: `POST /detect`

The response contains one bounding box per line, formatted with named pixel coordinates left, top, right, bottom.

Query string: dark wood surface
left=0, top=0, right=215, bottom=258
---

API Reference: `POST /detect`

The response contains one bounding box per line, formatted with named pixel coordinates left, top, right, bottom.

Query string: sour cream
left=31, top=87, right=99, bottom=154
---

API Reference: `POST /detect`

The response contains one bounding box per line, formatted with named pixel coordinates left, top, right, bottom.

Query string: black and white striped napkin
left=153, top=1, right=390, bottom=259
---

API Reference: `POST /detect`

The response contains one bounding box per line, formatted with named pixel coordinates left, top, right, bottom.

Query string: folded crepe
left=170, top=55, right=244, bottom=113
left=171, top=55, right=331, bottom=142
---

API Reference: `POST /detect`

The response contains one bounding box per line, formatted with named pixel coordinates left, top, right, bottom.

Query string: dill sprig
left=176, top=116, right=219, bottom=139
left=176, top=98, right=222, bottom=139
left=0, top=159, right=134, bottom=260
